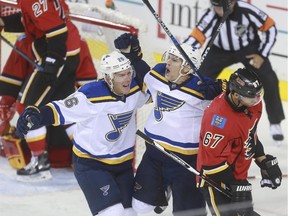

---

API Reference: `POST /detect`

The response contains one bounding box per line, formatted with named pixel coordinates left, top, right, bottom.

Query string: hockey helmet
left=229, top=68, right=264, bottom=105
left=210, top=0, right=223, bottom=6
left=210, top=0, right=236, bottom=7
left=162, top=43, right=201, bottom=70
left=100, top=51, right=132, bottom=80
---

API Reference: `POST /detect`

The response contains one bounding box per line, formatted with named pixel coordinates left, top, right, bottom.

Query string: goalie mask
left=100, top=51, right=135, bottom=95
left=229, top=68, right=264, bottom=107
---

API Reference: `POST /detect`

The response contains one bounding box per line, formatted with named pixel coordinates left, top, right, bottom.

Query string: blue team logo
left=211, top=115, right=227, bottom=129
left=106, top=110, right=134, bottom=141
left=154, top=91, right=185, bottom=121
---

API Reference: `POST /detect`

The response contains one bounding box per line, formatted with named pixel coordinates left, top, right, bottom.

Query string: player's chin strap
left=169, top=66, right=193, bottom=84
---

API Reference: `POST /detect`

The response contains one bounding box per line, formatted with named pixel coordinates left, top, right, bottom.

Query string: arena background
left=0, top=1, right=287, bottom=215
left=66, top=0, right=288, bottom=100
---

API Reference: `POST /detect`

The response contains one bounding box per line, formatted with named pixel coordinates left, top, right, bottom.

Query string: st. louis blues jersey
left=44, top=79, right=149, bottom=165
left=144, top=63, right=211, bottom=156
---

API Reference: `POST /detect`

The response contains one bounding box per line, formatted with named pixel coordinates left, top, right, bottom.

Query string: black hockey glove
left=255, top=154, right=282, bottom=189
left=16, top=106, right=41, bottom=139
left=230, top=180, right=254, bottom=216
left=198, top=77, right=227, bottom=100
left=114, top=33, right=143, bottom=61
left=40, top=54, right=65, bottom=85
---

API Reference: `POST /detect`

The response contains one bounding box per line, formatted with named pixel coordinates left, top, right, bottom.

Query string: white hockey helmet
left=163, top=43, right=201, bottom=70
left=100, top=51, right=132, bottom=80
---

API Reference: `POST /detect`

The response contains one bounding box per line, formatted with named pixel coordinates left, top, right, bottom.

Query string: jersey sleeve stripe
left=259, top=16, right=275, bottom=32
left=25, top=134, right=46, bottom=143
left=46, top=25, right=68, bottom=38
left=72, top=144, right=134, bottom=164
left=46, top=102, right=64, bottom=126
left=191, top=28, right=206, bottom=46
left=0, top=76, right=22, bottom=86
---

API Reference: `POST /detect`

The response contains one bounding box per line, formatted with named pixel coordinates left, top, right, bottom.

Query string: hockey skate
left=154, top=186, right=172, bottom=214
left=16, top=151, right=52, bottom=182
left=270, top=124, right=284, bottom=146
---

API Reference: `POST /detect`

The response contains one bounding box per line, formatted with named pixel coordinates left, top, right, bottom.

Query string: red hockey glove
left=0, top=95, right=16, bottom=122
left=114, top=33, right=143, bottom=61
left=255, top=154, right=282, bottom=189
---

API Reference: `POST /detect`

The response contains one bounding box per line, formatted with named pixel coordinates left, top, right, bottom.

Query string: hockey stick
left=136, top=130, right=232, bottom=198
left=142, top=0, right=204, bottom=82
left=136, top=130, right=262, bottom=216
left=0, top=34, right=43, bottom=71
left=200, top=0, right=232, bottom=64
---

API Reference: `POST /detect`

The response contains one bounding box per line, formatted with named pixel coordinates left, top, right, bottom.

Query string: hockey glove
left=16, top=106, right=41, bottom=139
left=197, top=77, right=227, bottom=100
left=40, top=54, right=65, bottom=85
left=255, top=154, right=282, bottom=189
left=114, top=33, right=143, bottom=61
left=230, top=180, right=254, bottom=216
left=0, top=95, right=16, bottom=122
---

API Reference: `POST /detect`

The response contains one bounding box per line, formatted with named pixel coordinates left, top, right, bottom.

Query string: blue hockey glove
left=198, top=77, right=227, bottom=100
left=114, top=33, right=142, bottom=61
left=255, top=154, right=282, bottom=189
left=16, top=106, right=41, bottom=139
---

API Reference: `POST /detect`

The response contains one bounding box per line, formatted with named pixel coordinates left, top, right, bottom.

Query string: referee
left=184, top=0, right=285, bottom=144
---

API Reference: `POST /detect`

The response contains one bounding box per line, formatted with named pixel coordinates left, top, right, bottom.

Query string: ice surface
left=0, top=101, right=287, bottom=216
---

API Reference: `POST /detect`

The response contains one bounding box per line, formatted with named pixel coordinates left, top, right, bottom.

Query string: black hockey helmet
left=210, top=0, right=236, bottom=7
left=210, top=0, right=223, bottom=6
left=229, top=68, right=263, bottom=98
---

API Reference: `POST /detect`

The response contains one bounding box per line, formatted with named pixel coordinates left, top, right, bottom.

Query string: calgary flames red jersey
left=0, top=37, right=96, bottom=90
left=18, top=0, right=80, bottom=54
left=197, top=93, right=262, bottom=183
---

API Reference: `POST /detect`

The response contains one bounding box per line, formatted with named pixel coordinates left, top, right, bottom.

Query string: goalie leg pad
left=1, top=135, right=26, bottom=169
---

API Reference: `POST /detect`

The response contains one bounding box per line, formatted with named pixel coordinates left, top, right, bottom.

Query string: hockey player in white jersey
left=115, top=40, right=225, bottom=215
left=16, top=50, right=150, bottom=216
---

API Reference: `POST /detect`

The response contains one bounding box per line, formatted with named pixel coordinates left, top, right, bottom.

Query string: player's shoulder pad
left=128, top=79, right=142, bottom=94
left=78, top=80, right=111, bottom=99
left=148, top=63, right=166, bottom=79
left=152, top=63, right=166, bottom=74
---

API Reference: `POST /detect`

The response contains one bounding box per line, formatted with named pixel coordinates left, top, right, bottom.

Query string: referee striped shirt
left=184, top=1, right=277, bottom=57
